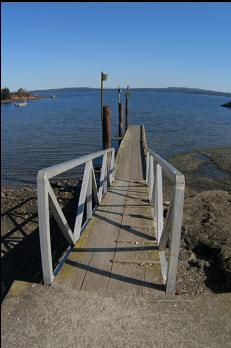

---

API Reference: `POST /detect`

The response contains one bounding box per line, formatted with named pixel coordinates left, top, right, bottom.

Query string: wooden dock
left=37, top=122, right=185, bottom=294
left=2, top=125, right=230, bottom=348
left=54, top=126, right=164, bottom=294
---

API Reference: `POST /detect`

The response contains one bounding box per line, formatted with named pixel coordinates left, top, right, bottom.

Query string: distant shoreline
left=1, top=95, right=47, bottom=104
left=32, top=86, right=231, bottom=98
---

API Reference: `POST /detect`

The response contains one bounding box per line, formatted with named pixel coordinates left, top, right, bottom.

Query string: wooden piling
left=125, top=97, right=128, bottom=130
left=118, top=102, right=123, bottom=138
left=102, top=106, right=112, bottom=149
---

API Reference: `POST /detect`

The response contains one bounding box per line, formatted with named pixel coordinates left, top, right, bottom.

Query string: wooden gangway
left=3, top=126, right=230, bottom=348
left=37, top=125, right=185, bottom=295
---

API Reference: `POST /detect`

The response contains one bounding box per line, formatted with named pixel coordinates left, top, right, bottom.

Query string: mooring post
left=102, top=106, right=112, bottom=149
left=125, top=86, right=130, bottom=130
left=118, top=87, right=124, bottom=138
left=125, top=97, right=128, bottom=130
left=119, top=102, right=123, bottom=138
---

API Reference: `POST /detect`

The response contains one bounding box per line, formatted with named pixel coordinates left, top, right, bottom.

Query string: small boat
left=15, top=99, right=27, bottom=107
left=50, top=95, right=56, bottom=99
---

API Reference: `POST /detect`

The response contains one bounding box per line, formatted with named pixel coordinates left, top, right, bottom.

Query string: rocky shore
left=1, top=95, right=46, bottom=104
left=168, top=147, right=231, bottom=295
left=1, top=148, right=231, bottom=300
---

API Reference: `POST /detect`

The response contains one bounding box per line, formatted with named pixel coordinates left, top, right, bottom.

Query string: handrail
left=37, top=148, right=114, bottom=180
left=141, top=125, right=185, bottom=295
left=37, top=148, right=115, bottom=285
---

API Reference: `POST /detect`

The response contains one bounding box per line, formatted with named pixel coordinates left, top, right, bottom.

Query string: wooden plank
left=55, top=183, right=118, bottom=290
left=107, top=127, right=163, bottom=294
left=81, top=181, right=127, bottom=292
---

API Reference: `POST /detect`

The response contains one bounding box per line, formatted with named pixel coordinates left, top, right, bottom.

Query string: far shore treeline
left=1, top=87, right=42, bottom=103
left=1, top=87, right=31, bottom=100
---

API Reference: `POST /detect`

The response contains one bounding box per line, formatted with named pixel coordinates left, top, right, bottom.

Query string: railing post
left=154, top=163, right=163, bottom=243
left=146, top=151, right=150, bottom=183
left=103, top=153, right=108, bottom=193
left=109, top=149, right=115, bottom=184
left=148, top=156, right=154, bottom=201
left=165, top=182, right=185, bottom=294
left=159, top=198, right=173, bottom=250
left=102, top=106, right=112, bottom=149
left=37, top=172, right=54, bottom=285
left=86, top=162, right=92, bottom=220
left=98, top=153, right=107, bottom=202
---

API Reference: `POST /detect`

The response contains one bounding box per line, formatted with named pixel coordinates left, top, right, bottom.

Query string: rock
left=180, top=238, right=187, bottom=248
left=188, top=252, right=197, bottom=262
left=184, top=236, right=194, bottom=250
left=197, top=260, right=204, bottom=270
left=1, top=192, right=6, bottom=198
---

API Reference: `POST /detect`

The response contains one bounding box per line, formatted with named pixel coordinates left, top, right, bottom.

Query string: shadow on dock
left=66, top=259, right=165, bottom=291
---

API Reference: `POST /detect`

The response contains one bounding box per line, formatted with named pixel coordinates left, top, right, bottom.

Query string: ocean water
left=1, top=90, right=231, bottom=187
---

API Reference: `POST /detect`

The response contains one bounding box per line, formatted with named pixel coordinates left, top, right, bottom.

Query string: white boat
left=50, top=95, right=56, bottom=98
left=15, top=99, right=27, bottom=107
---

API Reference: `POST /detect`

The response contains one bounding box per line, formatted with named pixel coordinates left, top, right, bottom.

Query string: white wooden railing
left=141, top=125, right=185, bottom=295
left=37, top=148, right=115, bottom=285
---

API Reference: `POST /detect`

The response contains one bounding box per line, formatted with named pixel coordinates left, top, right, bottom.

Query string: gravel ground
left=169, top=147, right=231, bottom=295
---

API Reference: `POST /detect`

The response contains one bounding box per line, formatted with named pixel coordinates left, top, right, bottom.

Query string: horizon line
left=29, top=86, right=231, bottom=94
left=2, top=85, right=231, bottom=95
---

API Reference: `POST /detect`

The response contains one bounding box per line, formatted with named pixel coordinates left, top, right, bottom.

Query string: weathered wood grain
left=54, top=126, right=164, bottom=295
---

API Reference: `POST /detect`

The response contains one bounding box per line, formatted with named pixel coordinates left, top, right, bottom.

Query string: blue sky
left=1, top=2, right=231, bottom=92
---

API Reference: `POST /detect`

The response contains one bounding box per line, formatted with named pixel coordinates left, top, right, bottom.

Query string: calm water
left=1, top=90, right=231, bottom=187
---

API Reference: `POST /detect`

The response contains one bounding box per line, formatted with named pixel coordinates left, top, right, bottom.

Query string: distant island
left=1, top=87, right=44, bottom=104
left=221, top=101, right=231, bottom=108
left=32, top=86, right=231, bottom=98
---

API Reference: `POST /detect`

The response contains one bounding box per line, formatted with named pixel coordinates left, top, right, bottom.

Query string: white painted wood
left=148, top=155, right=154, bottom=201
left=37, top=172, right=54, bottom=285
left=40, top=148, right=114, bottom=180
left=112, top=148, right=115, bottom=180
left=154, top=163, right=163, bottom=244
left=92, top=165, right=99, bottom=205
left=47, top=182, right=75, bottom=245
left=86, top=163, right=93, bottom=220
left=146, top=151, right=150, bottom=183
left=166, top=186, right=185, bottom=294
left=98, top=153, right=107, bottom=202
left=159, top=251, right=167, bottom=283
left=109, top=149, right=115, bottom=184
left=37, top=148, right=115, bottom=286
left=73, top=160, right=91, bottom=240
left=148, top=148, right=185, bottom=184
left=159, top=199, right=173, bottom=251
left=104, top=153, right=108, bottom=194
